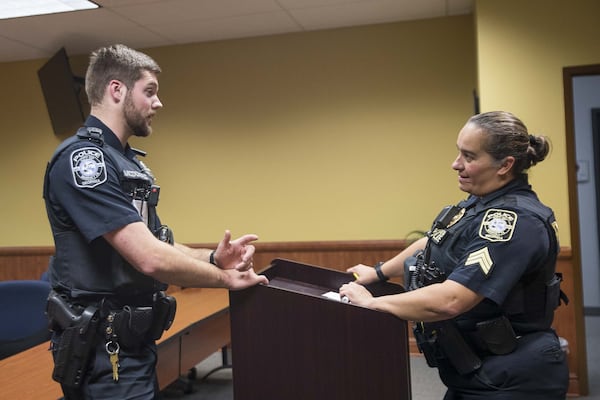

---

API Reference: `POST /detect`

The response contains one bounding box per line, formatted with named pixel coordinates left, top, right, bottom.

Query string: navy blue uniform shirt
left=47, top=116, right=144, bottom=242
left=427, top=178, right=558, bottom=328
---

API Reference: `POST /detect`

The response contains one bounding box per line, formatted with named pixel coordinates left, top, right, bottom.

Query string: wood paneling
left=0, top=246, right=52, bottom=281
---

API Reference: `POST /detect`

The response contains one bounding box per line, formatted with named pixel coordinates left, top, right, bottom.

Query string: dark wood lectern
left=229, top=258, right=412, bottom=400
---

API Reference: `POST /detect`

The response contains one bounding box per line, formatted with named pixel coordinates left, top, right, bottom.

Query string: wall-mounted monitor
left=38, top=48, right=87, bottom=138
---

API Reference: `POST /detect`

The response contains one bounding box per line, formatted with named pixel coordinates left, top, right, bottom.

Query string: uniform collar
left=462, top=177, right=531, bottom=208
left=84, top=115, right=137, bottom=158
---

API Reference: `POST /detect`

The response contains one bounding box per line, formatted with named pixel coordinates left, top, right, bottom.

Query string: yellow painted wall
left=475, top=0, right=600, bottom=247
left=0, top=15, right=476, bottom=246
left=4, top=0, right=598, bottom=249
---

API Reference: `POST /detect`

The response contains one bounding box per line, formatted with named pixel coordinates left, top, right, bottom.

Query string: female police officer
left=340, top=111, right=569, bottom=399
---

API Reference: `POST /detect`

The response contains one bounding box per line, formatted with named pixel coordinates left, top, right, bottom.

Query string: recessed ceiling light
left=0, top=0, right=99, bottom=20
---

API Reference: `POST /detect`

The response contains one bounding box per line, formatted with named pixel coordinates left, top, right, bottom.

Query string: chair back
left=0, top=280, right=51, bottom=360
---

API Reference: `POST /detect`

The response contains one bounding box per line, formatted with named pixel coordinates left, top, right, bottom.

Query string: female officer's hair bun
left=469, top=111, right=551, bottom=176
left=527, top=134, right=550, bottom=167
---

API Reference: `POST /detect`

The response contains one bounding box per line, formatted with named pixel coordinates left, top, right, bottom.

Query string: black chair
left=0, top=280, right=52, bottom=360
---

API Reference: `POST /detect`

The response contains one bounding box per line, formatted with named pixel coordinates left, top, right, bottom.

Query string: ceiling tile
left=0, top=0, right=473, bottom=63
left=447, top=0, right=474, bottom=15
left=289, top=0, right=447, bottom=30
left=153, top=11, right=301, bottom=43
left=0, top=36, right=47, bottom=63
left=108, top=0, right=283, bottom=25
left=0, top=8, right=172, bottom=59
left=277, top=0, right=372, bottom=8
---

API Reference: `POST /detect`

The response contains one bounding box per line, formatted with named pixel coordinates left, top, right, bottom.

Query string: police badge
left=479, top=208, right=517, bottom=242
left=447, top=207, right=465, bottom=228
left=70, top=147, right=107, bottom=188
left=429, top=205, right=464, bottom=244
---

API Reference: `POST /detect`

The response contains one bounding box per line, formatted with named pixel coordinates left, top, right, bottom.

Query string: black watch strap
left=209, top=250, right=219, bottom=266
left=374, top=261, right=389, bottom=282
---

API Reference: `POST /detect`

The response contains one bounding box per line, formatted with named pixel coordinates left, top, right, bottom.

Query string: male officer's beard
left=124, top=93, right=152, bottom=137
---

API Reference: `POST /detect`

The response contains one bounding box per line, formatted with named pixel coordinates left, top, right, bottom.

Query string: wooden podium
left=229, top=258, right=412, bottom=400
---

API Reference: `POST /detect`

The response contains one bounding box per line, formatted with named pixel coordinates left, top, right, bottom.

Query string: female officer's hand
left=346, top=264, right=378, bottom=285
left=339, top=281, right=373, bottom=307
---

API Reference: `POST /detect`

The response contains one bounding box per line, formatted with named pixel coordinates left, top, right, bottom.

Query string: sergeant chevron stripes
left=465, top=247, right=494, bottom=275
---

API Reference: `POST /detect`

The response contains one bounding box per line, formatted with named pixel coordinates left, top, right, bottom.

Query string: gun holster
left=47, top=292, right=99, bottom=388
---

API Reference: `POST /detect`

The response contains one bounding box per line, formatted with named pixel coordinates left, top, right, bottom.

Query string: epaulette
left=76, top=126, right=104, bottom=146
left=131, top=147, right=147, bottom=157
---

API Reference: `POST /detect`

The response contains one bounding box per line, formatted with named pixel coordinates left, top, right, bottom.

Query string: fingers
left=339, top=281, right=359, bottom=295
left=227, top=269, right=269, bottom=290
left=231, top=233, right=259, bottom=246
left=215, top=230, right=232, bottom=254
left=221, top=231, right=258, bottom=251
left=235, top=260, right=254, bottom=271
left=346, top=264, right=366, bottom=274
left=255, top=273, right=269, bottom=285
left=216, top=231, right=259, bottom=270
left=339, top=282, right=350, bottom=296
left=241, top=245, right=256, bottom=261
left=235, top=244, right=255, bottom=271
left=222, top=230, right=232, bottom=244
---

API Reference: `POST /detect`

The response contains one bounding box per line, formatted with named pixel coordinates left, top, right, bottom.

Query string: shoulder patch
left=70, top=147, right=107, bottom=188
left=479, top=208, right=517, bottom=242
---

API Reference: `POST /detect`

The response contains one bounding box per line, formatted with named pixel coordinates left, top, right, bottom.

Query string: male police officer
left=43, top=44, right=267, bottom=399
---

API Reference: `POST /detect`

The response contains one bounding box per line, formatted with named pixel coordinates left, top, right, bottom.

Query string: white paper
left=322, top=291, right=349, bottom=303
left=322, top=291, right=342, bottom=301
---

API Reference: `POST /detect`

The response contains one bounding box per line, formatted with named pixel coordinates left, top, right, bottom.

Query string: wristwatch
left=374, top=261, right=389, bottom=282
left=209, top=250, right=219, bottom=266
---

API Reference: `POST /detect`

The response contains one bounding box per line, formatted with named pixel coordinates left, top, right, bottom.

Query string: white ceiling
left=0, top=0, right=473, bottom=64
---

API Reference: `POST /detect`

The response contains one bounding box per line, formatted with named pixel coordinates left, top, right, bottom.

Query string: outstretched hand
left=214, top=230, right=258, bottom=271
left=225, top=268, right=269, bottom=291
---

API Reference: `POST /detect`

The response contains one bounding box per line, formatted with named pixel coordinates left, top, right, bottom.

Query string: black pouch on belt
left=147, top=292, right=177, bottom=341
left=113, top=306, right=153, bottom=348
left=476, top=315, right=518, bottom=355
left=437, top=321, right=482, bottom=375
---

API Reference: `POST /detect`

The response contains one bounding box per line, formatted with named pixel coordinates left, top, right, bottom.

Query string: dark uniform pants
left=52, top=333, right=160, bottom=400
left=439, top=330, right=568, bottom=400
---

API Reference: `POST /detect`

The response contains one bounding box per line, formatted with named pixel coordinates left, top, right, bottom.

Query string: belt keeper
left=374, top=261, right=389, bottom=282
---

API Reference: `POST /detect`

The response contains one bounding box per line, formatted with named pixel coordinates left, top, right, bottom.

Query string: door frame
left=592, top=108, right=600, bottom=256
left=562, top=64, right=600, bottom=395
